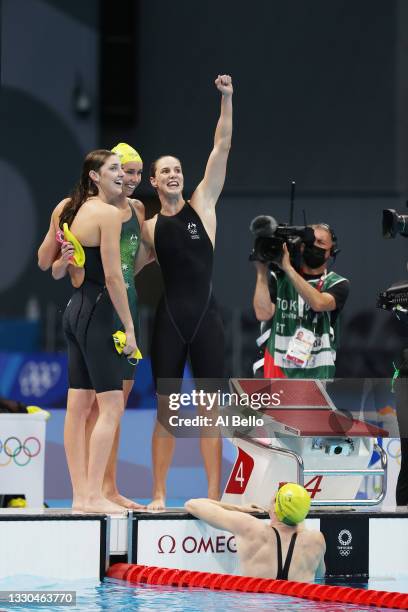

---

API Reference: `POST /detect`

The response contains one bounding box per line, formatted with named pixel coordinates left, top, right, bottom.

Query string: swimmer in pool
left=185, top=483, right=325, bottom=582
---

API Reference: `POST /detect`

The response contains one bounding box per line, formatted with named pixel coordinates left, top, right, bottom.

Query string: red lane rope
left=107, top=563, right=408, bottom=610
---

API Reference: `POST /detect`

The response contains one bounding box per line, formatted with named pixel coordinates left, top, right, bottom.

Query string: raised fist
left=215, top=74, right=233, bottom=96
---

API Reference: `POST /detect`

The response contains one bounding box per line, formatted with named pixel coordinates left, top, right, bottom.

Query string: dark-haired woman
left=51, top=150, right=137, bottom=513
left=142, top=75, right=233, bottom=509
left=54, top=144, right=151, bottom=510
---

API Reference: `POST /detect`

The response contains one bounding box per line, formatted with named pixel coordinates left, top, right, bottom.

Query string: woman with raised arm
left=142, top=75, right=233, bottom=509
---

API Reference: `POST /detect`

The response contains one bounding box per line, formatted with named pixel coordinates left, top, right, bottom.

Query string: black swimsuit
left=151, top=204, right=225, bottom=391
left=63, top=247, right=124, bottom=393
left=272, top=527, right=298, bottom=580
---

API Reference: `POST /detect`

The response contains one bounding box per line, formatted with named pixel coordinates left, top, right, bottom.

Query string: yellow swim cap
left=7, top=497, right=27, bottom=508
left=112, top=330, right=143, bottom=364
left=275, top=483, right=311, bottom=526
left=111, top=142, right=142, bottom=165
left=27, top=406, right=51, bottom=420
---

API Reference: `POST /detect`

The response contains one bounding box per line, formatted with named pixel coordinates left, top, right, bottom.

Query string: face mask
left=303, top=245, right=327, bottom=269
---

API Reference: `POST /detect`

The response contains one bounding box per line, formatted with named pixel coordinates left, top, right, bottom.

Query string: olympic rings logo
left=0, top=437, right=41, bottom=467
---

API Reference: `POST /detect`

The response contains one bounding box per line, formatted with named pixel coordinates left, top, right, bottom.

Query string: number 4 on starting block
left=225, top=448, right=254, bottom=494
left=279, top=475, right=323, bottom=499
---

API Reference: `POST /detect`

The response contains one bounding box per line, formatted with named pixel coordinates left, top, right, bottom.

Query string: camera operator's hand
left=279, top=243, right=294, bottom=274
left=279, top=243, right=338, bottom=313
left=253, top=260, right=275, bottom=321
left=254, top=261, right=268, bottom=274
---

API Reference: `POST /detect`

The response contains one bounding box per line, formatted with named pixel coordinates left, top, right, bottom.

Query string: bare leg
left=85, top=390, right=126, bottom=514
left=148, top=394, right=175, bottom=510
left=64, top=389, right=94, bottom=511
left=84, top=383, right=144, bottom=509
left=199, top=404, right=222, bottom=500
left=85, top=397, right=98, bottom=471
left=103, top=380, right=145, bottom=509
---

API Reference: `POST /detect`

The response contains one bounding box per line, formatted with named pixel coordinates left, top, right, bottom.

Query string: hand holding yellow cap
left=113, top=330, right=142, bottom=365
left=56, top=223, right=86, bottom=268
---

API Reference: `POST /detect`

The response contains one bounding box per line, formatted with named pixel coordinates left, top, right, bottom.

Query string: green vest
left=265, top=271, right=346, bottom=379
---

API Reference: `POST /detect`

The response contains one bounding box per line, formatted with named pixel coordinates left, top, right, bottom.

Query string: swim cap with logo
left=275, top=483, right=311, bottom=526
left=111, top=142, right=142, bottom=165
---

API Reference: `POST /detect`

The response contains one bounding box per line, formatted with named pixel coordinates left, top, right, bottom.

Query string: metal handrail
left=236, top=434, right=305, bottom=485
left=238, top=434, right=387, bottom=506
left=308, top=443, right=387, bottom=506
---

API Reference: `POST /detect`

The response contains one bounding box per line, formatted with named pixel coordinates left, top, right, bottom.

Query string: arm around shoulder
left=130, top=198, right=146, bottom=225
left=37, top=199, right=68, bottom=271
left=134, top=241, right=155, bottom=275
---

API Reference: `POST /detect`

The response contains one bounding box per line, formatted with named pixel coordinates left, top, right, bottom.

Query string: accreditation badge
left=284, top=326, right=315, bottom=368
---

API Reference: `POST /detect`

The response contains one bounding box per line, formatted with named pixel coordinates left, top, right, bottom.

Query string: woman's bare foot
left=106, top=492, right=145, bottom=510
left=84, top=496, right=127, bottom=515
left=72, top=498, right=85, bottom=513
left=147, top=496, right=166, bottom=510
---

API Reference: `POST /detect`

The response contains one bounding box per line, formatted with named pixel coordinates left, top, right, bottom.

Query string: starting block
left=222, top=379, right=388, bottom=508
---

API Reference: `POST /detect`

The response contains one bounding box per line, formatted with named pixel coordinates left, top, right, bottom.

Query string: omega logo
left=158, top=535, right=176, bottom=554
left=157, top=534, right=236, bottom=554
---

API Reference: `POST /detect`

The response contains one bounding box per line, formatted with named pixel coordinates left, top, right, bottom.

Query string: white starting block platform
left=222, top=379, right=389, bottom=508
left=2, top=506, right=408, bottom=581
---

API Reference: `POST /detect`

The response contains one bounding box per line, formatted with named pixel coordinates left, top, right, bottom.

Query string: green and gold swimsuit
left=114, top=201, right=141, bottom=380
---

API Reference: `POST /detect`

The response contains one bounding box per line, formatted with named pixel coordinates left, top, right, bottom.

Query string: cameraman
left=253, top=224, right=349, bottom=378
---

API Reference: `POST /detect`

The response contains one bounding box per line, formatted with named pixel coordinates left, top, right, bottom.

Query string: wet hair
left=149, top=155, right=181, bottom=178
left=59, top=149, right=114, bottom=229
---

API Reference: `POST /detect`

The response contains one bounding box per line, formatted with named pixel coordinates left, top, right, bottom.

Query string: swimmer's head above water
left=273, top=483, right=311, bottom=526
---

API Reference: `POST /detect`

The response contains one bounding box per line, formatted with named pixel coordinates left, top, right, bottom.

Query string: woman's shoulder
left=53, top=197, right=70, bottom=215
left=56, top=197, right=70, bottom=209
left=128, top=198, right=145, bottom=223
left=88, top=199, right=121, bottom=223
left=129, top=197, right=145, bottom=214
left=129, top=197, right=144, bottom=210
left=51, top=198, right=70, bottom=228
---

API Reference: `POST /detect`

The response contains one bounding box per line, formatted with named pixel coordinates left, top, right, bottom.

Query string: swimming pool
left=0, top=575, right=405, bottom=611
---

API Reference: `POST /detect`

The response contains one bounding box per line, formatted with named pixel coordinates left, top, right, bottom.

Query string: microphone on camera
left=249, top=215, right=278, bottom=238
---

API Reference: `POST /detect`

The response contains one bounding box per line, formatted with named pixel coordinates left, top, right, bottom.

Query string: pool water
left=8, top=501, right=408, bottom=610
left=0, top=575, right=405, bottom=612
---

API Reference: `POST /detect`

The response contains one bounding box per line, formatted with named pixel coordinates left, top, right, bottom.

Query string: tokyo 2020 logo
left=337, top=529, right=353, bottom=557
left=0, top=436, right=41, bottom=467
